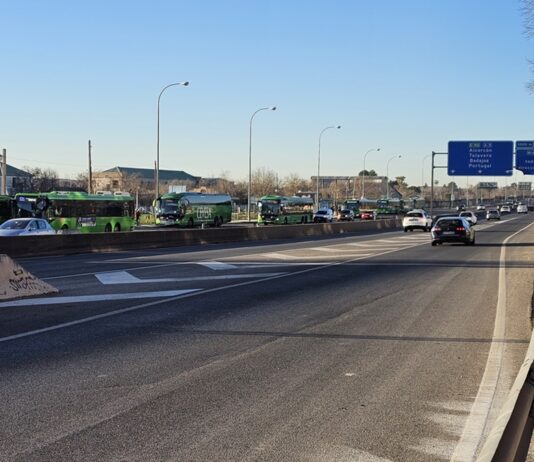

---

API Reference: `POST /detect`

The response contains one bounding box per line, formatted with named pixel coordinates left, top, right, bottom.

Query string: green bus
left=257, top=195, right=314, bottom=225
left=342, top=199, right=361, bottom=216
left=0, top=195, right=15, bottom=224
left=376, top=198, right=405, bottom=215
left=154, top=192, right=232, bottom=227
left=15, top=191, right=135, bottom=232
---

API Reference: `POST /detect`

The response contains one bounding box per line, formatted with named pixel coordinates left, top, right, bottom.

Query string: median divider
left=0, top=218, right=402, bottom=258
left=0, top=254, right=58, bottom=300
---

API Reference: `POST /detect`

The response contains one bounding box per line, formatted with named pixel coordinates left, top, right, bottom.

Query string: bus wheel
left=105, top=224, right=112, bottom=233
left=188, top=218, right=194, bottom=228
left=61, top=225, right=68, bottom=230
left=304, top=216, right=308, bottom=224
left=114, top=223, right=121, bottom=232
left=213, top=217, right=219, bottom=227
left=284, top=217, right=288, bottom=225
left=219, top=216, right=223, bottom=227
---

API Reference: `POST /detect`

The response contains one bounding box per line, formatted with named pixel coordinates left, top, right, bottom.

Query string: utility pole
left=0, top=149, right=6, bottom=195
left=88, top=140, right=92, bottom=194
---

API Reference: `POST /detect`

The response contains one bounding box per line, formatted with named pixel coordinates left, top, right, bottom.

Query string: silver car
left=0, top=218, right=56, bottom=236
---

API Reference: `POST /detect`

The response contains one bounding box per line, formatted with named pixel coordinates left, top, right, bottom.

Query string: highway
left=1, top=214, right=534, bottom=461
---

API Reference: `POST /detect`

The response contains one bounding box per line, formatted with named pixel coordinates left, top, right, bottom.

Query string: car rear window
left=407, top=212, right=423, bottom=218
left=436, top=219, right=463, bottom=229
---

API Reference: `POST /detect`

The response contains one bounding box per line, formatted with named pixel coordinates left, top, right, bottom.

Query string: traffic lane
left=0, top=218, right=524, bottom=349
left=0, top=262, right=305, bottom=339
left=0, top=230, right=434, bottom=340
left=1, top=219, right=530, bottom=460
left=15, top=227, right=407, bottom=279
left=13, top=213, right=516, bottom=280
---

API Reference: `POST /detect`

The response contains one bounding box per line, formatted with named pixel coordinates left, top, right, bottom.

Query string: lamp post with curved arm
left=248, top=106, right=277, bottom=221
left=156, top=81, right=189, bottom=198
left=316, top=125, right=341, bottom=210
left=360, top=148, right=381, bottom=200
left=386, top=155, right=402, bottom=199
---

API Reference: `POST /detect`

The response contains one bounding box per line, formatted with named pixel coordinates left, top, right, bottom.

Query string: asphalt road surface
left=1, top=214, right=534, bottom=461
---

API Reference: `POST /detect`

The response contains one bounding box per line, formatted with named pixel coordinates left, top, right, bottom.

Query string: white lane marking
left=197, top=261, right=239, bottom=270
left=262, top=253, right=375, bottom=260
left=95, top=271, right=285, bottom=284
left=344, top=243, right=408, bottom=250
left=308, top=247, right=374, bottom=253
left=262, top=252, right=301, bottom=260
left=0, top=290, right=201, bottom=308
left=451, top=220, right=534, bottom=461
left=96, top=271, right=176, bottom=284
left=345, top=241, right=415, bottom=247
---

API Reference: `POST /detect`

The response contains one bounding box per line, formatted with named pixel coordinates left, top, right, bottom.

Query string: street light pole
left=248, top=106, right=276, bottom=221
left=156, top=81, right=189, bottom=199
left=386, top=155, right=401, bottom=199
left=360, top=148, right=381, bottom=200
left=422, top=154, right=431, bottom=187
left=316, top=125, right=341, bottom=210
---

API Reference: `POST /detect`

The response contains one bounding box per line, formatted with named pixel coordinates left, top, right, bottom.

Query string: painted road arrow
left=95, top=271, right=285, bottom=285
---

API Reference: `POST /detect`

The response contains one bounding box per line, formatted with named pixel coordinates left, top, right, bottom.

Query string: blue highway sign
left=516, top=141, right=534, bottom=175
left=448, top=141, right=513, bottom=176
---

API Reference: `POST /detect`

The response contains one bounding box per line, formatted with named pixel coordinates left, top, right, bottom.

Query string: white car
left=476, top=205, right=486, bottom=211
left=402, top=209, right=432, bottom=232
left=517, top=204, right=528, bottom=214
left=0, top=218, right=56, bottom=236
left=459, top=210, right=477, bottom=225
left=500, top=205, right=512, bottom=214
left=313, top=208, right=335, bottom=223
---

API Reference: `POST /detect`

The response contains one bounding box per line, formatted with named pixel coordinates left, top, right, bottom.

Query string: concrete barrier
left=0, top=218, right=402, bottom=258
left=0, top=254, right=58, bottom=300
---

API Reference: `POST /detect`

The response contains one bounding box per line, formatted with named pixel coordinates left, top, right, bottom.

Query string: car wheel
left=404, top=228, right=408, bottom=233
left=431, top=241, right=437, bottom=246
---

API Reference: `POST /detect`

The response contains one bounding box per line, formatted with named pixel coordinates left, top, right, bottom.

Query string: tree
left=251, top=167, right=279, bottom=197
left=281, top=173, right=310, bottom=196
left=23, top=166, right=59, bottom=192
left=358, top=169, right=378, bottom=176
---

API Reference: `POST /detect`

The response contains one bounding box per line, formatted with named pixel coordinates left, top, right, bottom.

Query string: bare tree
left=251, top=167, right=279, bottom=197
left=23, top=166, right=59, bottom=192
left=281, top=173, right=310, bottom=196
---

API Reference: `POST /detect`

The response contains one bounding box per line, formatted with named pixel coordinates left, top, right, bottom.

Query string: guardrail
left=0, top=218, right=402, bottom=258
left=477, top=312, right=534, bottom=461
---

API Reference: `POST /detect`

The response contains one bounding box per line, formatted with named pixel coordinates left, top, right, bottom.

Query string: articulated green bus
left=257, top=195, right=314, bottom=224
left=15, top=191, right=135, bottom=232
left=0, top=195, right=15, bottom=224
left=154, top=192, right=232, bottom=227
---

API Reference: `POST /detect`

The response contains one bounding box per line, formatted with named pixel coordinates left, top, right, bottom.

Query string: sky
left=1, top=0, right=534, bottom=189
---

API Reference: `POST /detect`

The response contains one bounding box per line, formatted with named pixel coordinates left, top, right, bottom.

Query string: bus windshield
left=260, top=201, right=280, bottom=215
left=158, top=199, right=182, bottom=217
